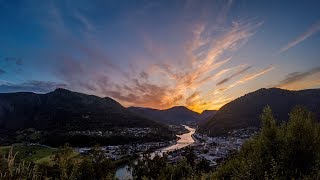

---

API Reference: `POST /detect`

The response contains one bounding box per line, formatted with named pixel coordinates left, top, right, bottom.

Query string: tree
left=212, top=106, right=320, bottom=179
left=133, top=153, right=168, bottom=179
left=282, top=106, right=320, bottom=177
left=182, top=147, right=196, bottom=167
left=78, top=145, right=115, bottom=180
left=196, top=158, right=211, bottom=173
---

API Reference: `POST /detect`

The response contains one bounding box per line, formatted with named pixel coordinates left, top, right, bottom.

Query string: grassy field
left=0, top=144, right=79, bottom=164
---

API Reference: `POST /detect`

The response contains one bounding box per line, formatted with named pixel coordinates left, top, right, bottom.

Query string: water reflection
left=115, top=125, right=196, bottom=180
left=161, top=125, right=195, bottom=152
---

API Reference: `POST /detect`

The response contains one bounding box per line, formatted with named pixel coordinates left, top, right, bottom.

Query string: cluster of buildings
left=69, top=127, right=153, bottom=138
left=162, top=128, right=258, bottom=167
left=75, top=140, right=174, bottom=160
left=75, top=127, right=258, bottom=168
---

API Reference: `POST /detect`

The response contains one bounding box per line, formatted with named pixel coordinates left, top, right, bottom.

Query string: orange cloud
left=115, top=19, right=264, bottom=112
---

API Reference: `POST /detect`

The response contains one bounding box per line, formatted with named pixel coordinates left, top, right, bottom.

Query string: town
left=75, top=126, right=258, bottom=169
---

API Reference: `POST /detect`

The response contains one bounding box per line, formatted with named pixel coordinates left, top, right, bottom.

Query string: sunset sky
left=0, top=0, right=320, bottom=112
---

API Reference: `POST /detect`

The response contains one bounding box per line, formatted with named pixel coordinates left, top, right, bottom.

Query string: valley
left=1, top=1, right=320, bottom=179
left=1, top=88, right=320, bottom=179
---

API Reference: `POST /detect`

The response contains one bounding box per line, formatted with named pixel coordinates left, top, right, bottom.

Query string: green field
left=0, top=144, right=79, bottom=164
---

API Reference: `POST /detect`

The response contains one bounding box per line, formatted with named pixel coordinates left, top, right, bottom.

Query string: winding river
left=115, top=125, right=196, bottom=180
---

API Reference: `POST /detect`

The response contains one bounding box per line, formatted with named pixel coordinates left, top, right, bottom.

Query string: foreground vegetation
left=132, top=147, right=211, bottom=179
left=0, top=145, right=115, bottom=180
left=210, top=106, right=320, bottom=179
left=2, top=106, right=320, bottom=179
left=0, top=145, right=59, bottom=164
left=133, top=106, right=320, bottom=179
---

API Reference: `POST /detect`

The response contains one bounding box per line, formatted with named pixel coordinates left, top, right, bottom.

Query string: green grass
left=0, top=145, right=96, bottom=169
left=0, top=144, right=57, bottom=163
left=35, top=150, right=80, bottom=165
left=0, top=144, right=82, bottom=165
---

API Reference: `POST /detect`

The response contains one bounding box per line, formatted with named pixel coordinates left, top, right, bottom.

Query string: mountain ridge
left=128, top=106, right=216, bottom=125
left=0, top=88, right=175, bottom=146
left=199, top=88, right=320, bottom=136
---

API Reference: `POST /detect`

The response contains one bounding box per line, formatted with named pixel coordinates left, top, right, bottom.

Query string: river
left=115, top=125, right=196, bottom=180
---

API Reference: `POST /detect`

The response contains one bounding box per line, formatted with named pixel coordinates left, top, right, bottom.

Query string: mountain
left=0, top=88, right=174, bottom=146
left=199, top=110, right=217, bottom=121
left=128, top=106, right=200, bottom=125
left=199, top=88, right=320, bottom=136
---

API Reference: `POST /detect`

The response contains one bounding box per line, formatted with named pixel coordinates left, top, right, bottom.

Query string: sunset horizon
left=1, top=0, right=319, bottom=113
left=1, top=1, right=320, bottom=179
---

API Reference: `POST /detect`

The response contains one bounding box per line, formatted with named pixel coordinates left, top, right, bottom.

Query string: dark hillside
left=0, top=89, right=174, bottom=146
left=199, top=88, right=320, bottom=135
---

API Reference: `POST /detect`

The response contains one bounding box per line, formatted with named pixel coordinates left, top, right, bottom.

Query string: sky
left=0, top=0, right=320, bottom=113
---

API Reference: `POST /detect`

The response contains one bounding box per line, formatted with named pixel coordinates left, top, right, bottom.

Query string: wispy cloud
left=185, top=91, right=200, bottom=106
left=144, top=19, right=262, bottom=110
left=216, top=66, right=252, bottom=86
left=239, top=66, right=274, bottom=82
left=127, top=18, right=263, bottom=111
left=8, top=1, right=265, bottom=113
left=194, top=66, right=274, bottom=110
left=48, top=2, right=262, bottom=111
left=73, top=9, right=96, bottom=32
left=211, top=66, right=274, bottom=95
left=279, top=21, right=320, bottom=53
left=62, top=7, right=261, bottom=111
left=275, top=67, right=320, bottom=89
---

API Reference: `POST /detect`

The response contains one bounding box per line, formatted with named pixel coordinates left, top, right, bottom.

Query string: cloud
left=275, top=67, right=320, bottom=89
left=0, top=80, right=67, bottom=93
left=72, top=9, right=96, bottom=32
left=216, top=66, right=252, bottom=86
left=185, top=91, right=200, bottom=106
left=239, top=66, right=274, bottom=82
left=18, top=1, right=263, bottom=112
left=42, top=3, right=129, bottom=96
left=106, top=19, right=260, bottom=110
left=279, top=21, right=320, bottom=53
left=103, top=82, right=178, bottom=108
left=195, top=68, right=231, bottom=87
left=210, top=66, right=274, bottom=95
left=142, top=21, right=254, bottom=108
left=193, top=65, right=273, bottom=111
left=127, top=18, right=262, bottom=111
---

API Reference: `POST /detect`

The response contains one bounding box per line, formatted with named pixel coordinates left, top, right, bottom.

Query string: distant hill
left=0, top=88, right=174, bottom=146
left=199, top=88, right=320, bottom=136
left=199, top=110, right=217, bottom=121
left=128, top=106, right=201, bottom=125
